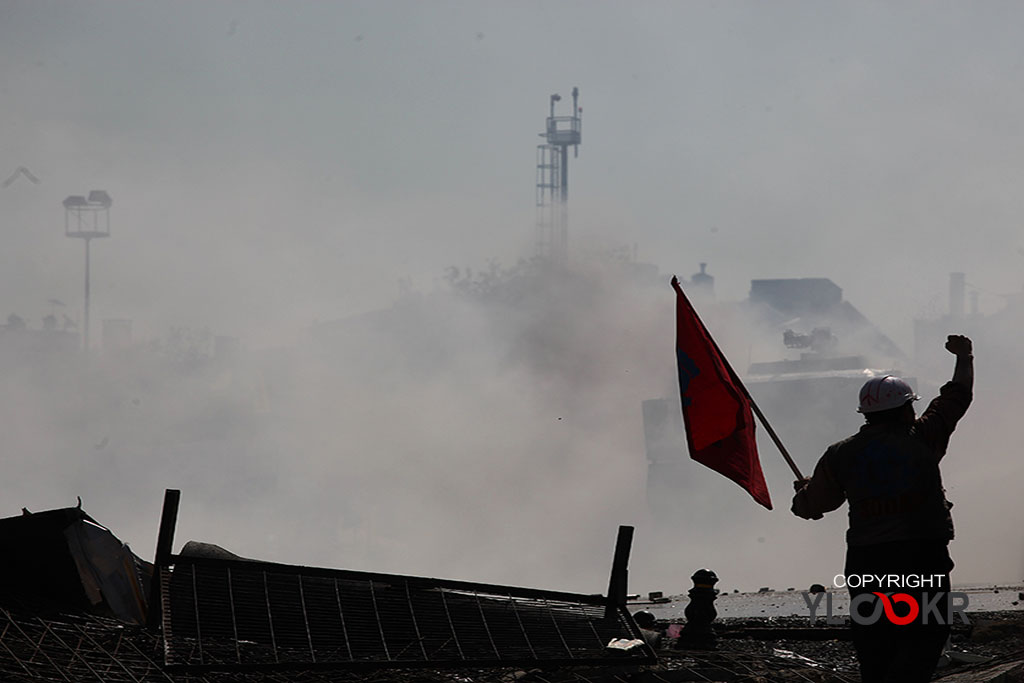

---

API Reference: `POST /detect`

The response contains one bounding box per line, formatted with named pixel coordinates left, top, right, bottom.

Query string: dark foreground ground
left=292, top=611, right=1024, bottom=682
left=1, top=608, right=1020, bottom=682
left=644, top=610, right=1024, bottom=682
left=434, top=611, right=1024, bottom=682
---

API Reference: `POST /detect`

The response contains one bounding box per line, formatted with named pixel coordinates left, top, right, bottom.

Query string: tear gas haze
left=0, top=2, right=1021, bottom=596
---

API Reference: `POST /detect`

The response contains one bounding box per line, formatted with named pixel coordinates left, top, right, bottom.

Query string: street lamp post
left=63, top=191, right=111, bottom=352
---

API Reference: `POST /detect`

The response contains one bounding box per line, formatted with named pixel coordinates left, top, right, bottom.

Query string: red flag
left=672, top=277, right=772, bottom=509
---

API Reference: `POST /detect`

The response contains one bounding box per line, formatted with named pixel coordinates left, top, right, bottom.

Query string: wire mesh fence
left=161, top=556, right=655, bottom=672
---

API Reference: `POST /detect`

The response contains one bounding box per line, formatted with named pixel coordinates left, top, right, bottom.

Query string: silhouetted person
left=792, top=335, right=973, bottom=682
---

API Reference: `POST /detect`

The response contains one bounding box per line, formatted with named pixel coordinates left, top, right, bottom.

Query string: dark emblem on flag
left=677, top=348, right=700, bottom=406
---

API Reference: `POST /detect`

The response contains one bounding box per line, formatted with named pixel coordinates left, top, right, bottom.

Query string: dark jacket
left=792, top=381, right=972, bottom=546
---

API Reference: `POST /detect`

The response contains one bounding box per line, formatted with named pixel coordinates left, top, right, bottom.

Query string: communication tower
left=536, top=87, right=581, bottom=264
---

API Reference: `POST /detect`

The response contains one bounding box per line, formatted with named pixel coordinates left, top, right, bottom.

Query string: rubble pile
left=2, top=500, right=1021, bottom=682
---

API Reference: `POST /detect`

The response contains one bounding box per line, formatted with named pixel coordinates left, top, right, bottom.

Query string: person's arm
left=947, top=334, right=973, bottom=391
left=791, top=451, right=846, bottom=520
left=914, top=335, right=973, bottom=456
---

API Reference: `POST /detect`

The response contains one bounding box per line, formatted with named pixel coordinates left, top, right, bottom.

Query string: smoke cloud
left=0, top=2, right=1021, bottom=596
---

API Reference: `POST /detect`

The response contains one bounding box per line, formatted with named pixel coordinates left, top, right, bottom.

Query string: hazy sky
left=4, top=1, right=1024, bottom=344
left=1, top=2, right=1022, bottom=594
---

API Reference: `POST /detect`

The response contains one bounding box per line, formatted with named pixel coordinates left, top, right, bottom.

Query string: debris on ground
left=2, top=499, right=1021, bottom=682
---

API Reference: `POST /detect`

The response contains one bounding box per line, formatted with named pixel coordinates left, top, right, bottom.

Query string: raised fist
left=945, top=334, right=973, bottom=357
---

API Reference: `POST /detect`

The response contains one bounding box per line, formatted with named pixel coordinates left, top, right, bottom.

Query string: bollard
left=676, top=568, right=719, bottom=650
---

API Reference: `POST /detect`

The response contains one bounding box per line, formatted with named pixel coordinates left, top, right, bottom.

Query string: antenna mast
left=535, top=87, right=581, bottom=264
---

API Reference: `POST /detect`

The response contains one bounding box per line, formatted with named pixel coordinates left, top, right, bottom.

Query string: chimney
left=691, top=263, right=715, bottom=298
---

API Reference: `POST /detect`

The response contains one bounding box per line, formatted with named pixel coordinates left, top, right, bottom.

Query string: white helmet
left=857, top=375, right=920, bottom=413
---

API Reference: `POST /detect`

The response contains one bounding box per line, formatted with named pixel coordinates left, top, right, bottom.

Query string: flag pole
left=745, top=394, right=804, bottom=481
left=672, top=276, right=804, bottom=480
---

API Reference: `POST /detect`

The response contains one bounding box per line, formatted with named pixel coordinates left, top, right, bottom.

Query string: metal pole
left=83, top=237, right=90, bottom=352
left=560, top=145, right=569, bottom=262
left=560, top=145, right=569, bottom=203
left=148, top=489, right=181, bottom=630
left=604, top=525, right=634, bottom=619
